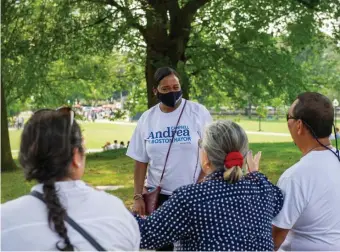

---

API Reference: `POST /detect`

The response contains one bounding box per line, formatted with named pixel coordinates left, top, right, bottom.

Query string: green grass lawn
left=214, top=115, right=290, bottom=133
left=9, top=119, right=293, bottom=152
left=1, top=149, right=136, bottom=208
left=1, top=142, right=302, bottom=209
left=9, top=122, right=137, bottom=151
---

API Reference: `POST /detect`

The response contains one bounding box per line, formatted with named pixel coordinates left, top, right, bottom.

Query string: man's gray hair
left=201, top=120, right=249, bottom=183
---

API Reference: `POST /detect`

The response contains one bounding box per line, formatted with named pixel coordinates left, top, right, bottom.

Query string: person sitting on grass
left=120, top=141, right=125, bottom=148
left=113, top=140, right=119, bottom=149
left=1, top=107, right=140, bottom=251
left=134, top=120, right=283, bottom=251
left=102, top=141, right=112, bottom=151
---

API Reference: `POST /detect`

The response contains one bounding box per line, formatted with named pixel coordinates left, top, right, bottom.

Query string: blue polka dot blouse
left=135, top=171, right=283, bottom=251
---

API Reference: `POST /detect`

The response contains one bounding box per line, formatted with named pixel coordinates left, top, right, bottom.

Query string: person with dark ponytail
left=1, top=107, right=140, bottom=251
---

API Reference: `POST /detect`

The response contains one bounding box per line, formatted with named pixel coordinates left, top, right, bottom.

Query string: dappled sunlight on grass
left=84, top=149, right=134, bottom=187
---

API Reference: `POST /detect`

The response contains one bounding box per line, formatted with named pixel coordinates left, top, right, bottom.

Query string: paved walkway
left=82, top=120, right=137, bottom=125
left=10, top=119, right=290, bottom=154
left=10, top=119, right=291, bottom=136
left=11, top=130, right=290, bottom=154
left=80, top=120, right=291, bottom=136
left=245, top=131, right=290, bottom=137
left=95, top=185, right=124, bottom=191
left=11, top=148, right=103, bottom=154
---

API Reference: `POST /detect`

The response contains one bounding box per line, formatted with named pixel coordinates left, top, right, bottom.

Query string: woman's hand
left=246, top=150, right=262, bottom=173
left=133, top=198, right=146, bottom=216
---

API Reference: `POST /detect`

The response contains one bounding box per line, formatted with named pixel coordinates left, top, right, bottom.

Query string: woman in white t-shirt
left=1, top=108, right=140, bottom=251
left=126, top=67, right=212, bottom=249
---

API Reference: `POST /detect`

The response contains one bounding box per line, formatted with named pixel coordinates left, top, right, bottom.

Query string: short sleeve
left=272, top=176, right=308, bottom=229
left=201, top=105, right=213, bottom=125
left=126, top=116, right=149, bottom=163
left=245, top=172, right=284, bottom=216
left=196, top=105, right=212, bottom=138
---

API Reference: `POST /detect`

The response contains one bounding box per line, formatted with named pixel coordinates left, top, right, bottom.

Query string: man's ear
left=297, top=120, right=304, bottom=136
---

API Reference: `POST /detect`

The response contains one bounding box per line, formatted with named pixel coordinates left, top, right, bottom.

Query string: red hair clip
left=224, top=151, right=244, bottom=169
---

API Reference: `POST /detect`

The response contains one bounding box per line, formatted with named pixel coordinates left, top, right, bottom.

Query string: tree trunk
left=176, top=62, right=190, bottom=100
left=97, top=0, right=211, bottom=109
left=145, top=47, right=165, bottom=109
left=1, top=82, right=17, bottom=171
left=248, top=102, right=252, bottom=119
left=143, top=0, right=210, bottom=108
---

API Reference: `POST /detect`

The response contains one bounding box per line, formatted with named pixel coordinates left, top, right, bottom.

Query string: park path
left=244, top=131, right=289, bottom=137
left=10, top=130, right=290, bottom=154
left=11, top=148, right=103, bottom=154
left=86, top=120, right=291, bottom=136
left=10, top=119, right=291, bottom=136
left=10, top=120, right=290, bottom=154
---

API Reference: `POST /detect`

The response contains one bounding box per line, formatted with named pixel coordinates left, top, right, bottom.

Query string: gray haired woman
left=134, top=120, right=283, bottom=251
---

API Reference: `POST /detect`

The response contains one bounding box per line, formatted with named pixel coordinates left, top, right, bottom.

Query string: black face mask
left=157, top=90, right=182, bottom=108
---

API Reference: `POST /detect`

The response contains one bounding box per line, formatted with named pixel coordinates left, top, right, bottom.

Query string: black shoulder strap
left=30, top=190, right=106, bottom=251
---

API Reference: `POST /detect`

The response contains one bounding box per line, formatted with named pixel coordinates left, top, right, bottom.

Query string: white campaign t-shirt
left=126, top=99, right=212, bottom=195
left=1, top=180, right=140, bottom=251
left=273, top=148, right=340, bottom=251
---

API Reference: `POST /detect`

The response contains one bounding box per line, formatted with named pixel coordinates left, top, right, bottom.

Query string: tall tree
left=1, top=83, right=17, bottom=171
left=80, top=0, right=339, bottom=108
left=84, top=0, right=212, bottom=107
left=1, top=0, right=113, bottom=170
left=2, top=0, right=339, bottom=171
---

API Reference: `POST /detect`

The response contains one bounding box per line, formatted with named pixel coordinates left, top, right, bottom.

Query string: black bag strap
left=30, top=190, right=106, bottom=251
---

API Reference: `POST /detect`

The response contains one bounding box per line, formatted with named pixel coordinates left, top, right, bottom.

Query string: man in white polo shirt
left=272, top=92, right=340, bottom=250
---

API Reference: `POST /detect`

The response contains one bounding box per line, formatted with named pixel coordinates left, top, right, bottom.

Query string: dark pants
left=156, top=194, right=174, bottom=251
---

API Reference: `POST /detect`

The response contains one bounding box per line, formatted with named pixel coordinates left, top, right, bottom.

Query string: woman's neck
left=159, top=98, right=182, bottom=113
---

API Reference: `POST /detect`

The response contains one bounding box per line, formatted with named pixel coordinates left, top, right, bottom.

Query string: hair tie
left=224, top=151, right=244, bottom=169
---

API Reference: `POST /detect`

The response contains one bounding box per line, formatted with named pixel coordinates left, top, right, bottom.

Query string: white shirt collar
left=31, top=180, right=88, bottom=193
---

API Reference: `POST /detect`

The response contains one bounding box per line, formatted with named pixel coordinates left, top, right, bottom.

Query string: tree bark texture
left=1, top=81, right=17, bottom=171
left=143, top=0, right=211, bottom=108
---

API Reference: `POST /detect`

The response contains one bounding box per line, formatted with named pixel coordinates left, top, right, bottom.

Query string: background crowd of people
left=102, top=140, right=129, bottom=151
